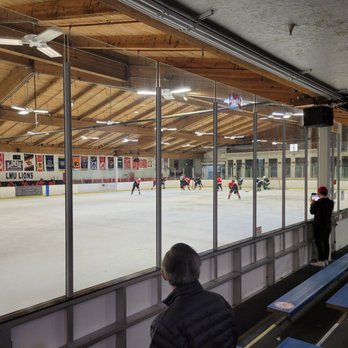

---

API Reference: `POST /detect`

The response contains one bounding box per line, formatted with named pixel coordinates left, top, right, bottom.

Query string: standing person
left=217, top=176, right=223, bottom=191
left=309, top=186, right=334, bottom=267
left=228, top=179, right=241, bottom=199
left=150, top=243, right=238, bottom=348
left=131, top=178, right=141, bottom=195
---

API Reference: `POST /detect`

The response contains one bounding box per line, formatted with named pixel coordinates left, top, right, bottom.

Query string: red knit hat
left=317, top=186, right=328, bottom=195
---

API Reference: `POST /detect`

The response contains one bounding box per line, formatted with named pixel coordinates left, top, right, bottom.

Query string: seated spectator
left=36, top=178, right=45, bottom=186
left=21, top=180, right=29, bottom=186
left=150, top=243, right=238, bottom=347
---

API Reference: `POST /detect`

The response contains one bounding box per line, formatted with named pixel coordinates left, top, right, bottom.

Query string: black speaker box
left=303, top=106, right=333, bottom=127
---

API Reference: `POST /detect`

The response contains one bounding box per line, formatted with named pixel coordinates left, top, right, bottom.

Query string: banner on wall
left=6, top=160, right=23, bottom=171
left=58, top=157, right=65, bottom=170
left=90, top=156, right=97, bottom=170
left=99, top=156, right=106, bottom=170
left=132, top=158, right=139, bottom=170
left=24, top=154, right=34, bottom=171
left=81, top=156, right=88, bottom=170
left=108, top=156, right=114, bottom=169
left=36, top=155, right=44, bottom=172
left=45, top=155, right=54, bottom=171
left=117, top=157, right=123, bottom=169
left=0, top=153, right=4, bottom=171
left=73, top=156, right=81, bottom=169
left=148, top=160, right=153, bottom=168
left=124, top=157, right=131, bottom=170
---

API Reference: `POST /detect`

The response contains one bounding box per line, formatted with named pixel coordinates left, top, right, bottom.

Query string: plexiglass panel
left=0, top=71, right=65, bottom=316
left=73, top=55, right=156, bottom=291
left=160, top=63, right=214, bottom=254
left=216, top=82, right=254, bottom=245
left=256, top=100, right=283, bottom=233
left=285, top=109, right=306, bottom=226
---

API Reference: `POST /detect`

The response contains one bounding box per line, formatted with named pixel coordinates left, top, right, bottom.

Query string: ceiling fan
left=0, top=28, right=63, bottom=58
left=11, top=105, right=49, bottom=115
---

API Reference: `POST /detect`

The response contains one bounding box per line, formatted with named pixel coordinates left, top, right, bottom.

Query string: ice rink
left=1, top=186, right=310, bottom=315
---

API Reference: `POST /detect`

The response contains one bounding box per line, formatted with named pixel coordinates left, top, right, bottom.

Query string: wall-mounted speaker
left=303, top=106, right=333, bottom=127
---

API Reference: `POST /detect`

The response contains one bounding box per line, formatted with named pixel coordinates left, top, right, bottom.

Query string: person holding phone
left=309, top=186, right=334, bottom=267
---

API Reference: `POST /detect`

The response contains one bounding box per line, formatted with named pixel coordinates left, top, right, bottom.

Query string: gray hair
left=161, top=243, right=201, bottom=286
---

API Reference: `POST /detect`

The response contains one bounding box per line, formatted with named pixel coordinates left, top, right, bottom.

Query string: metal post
left=63, top=39, right=73, bottom=300
left=282, top=114, right=286, bottom=229
left=252, top=95, right=257, bottom=238
left=63, top=34, right=74, bottom=345
left=213, top=83, right=218, bottom=251
left=155, top=62, right=162, bottom=269
left=304, top=127, right=309, bottom=221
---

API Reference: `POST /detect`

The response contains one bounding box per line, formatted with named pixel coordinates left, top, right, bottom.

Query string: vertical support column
left=213, top=84, right=218, bottom=251
left=116, top=287, right=127, bottom=347
left=63, top=34, right=74, bottom=345
left=292, top=229, right=300, bottom=271
left=252, top=95, right=258, bottom=238
left=282, top=116, right=286, bottom=229
left=304, top=127, right=309, bottom=221
left=318, top=127, right=330, bottom=188
left=266, top=237, right=275, bottom=287
left=63, top=38, right=73, bottom=299
left=155, top=62, right=163, bottom=306
left=232, top=248, right=242, bottom=305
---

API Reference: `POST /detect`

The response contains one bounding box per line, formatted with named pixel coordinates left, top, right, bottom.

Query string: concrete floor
left=0, top=187, right=328, bottom=316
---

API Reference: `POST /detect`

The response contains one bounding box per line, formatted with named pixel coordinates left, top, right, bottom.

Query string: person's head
left=318, top=185, right=328, bottom=197
left=161, top=243, right=201, bottom=287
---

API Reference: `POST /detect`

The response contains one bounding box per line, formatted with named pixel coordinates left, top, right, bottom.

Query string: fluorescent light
left=293, top=112, right=304, bottom=116
left=155, top=127, right=177, bottom=131
left=137, top=90, right=156, bottom=95
left=18, top=110, right=30, bottom=115
left=81, top=135, right=99, bottom=140
left=183, top=96, right=188, bottom=101
left=182, top=144, right=192, bottom=147
left=196, top=131, right=213, bottom=136
left=27, top=131, right=49, bottom=135
left=224, top=135, right=245, bottom=139
left=161, top=142, right=170, bottom=145
left=171, top=87, right=191, bottom=94
left=96, top=120, right=120, bottom=125
left=283, top=113, right=292, bottom=118
left=272, top=112, right=284, bottom=116
left=0, top=38, right=23, bottom=45
left=122, top=138, right=138, bottom=143
left=37, top=44, right=62, bottom=58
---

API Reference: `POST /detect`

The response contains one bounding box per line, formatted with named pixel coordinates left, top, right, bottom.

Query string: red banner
left=99, top=156, right=106, bottom=170
left=36, top=154, right=44, bottom=172
left=0, top=153, right=4, bottom=171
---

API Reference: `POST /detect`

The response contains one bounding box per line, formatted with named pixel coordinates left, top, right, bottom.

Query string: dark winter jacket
left=310, top=197, right=334, bottom=232
left=150, top=281, right=238, bottom=348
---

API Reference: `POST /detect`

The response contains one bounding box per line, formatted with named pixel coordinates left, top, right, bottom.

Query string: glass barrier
left=73, top=55, right=156, bottom=291
left=215, top=82, right=254, bottom=245
left=256, top=101, right=283, bottom=233
left=0, top=70, right=66, bottom=315
left=159, top=63, right=214, bottom=254
left=285, top=109, right=305, bottom=226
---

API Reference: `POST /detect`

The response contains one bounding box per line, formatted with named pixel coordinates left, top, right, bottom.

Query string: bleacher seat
left=268, top=253, right=348, bottom=316
left=326, top=281, right=348, bottom=312
left=276, top=337, right=321, bottom=347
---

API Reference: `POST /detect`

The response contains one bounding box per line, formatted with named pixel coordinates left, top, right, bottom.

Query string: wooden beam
left=0, top=66, right=32, bottom=104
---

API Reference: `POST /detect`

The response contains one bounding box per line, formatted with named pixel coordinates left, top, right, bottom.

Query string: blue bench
left=276, top=337, right=321, bottom=347
left=268, top=253, right=348, bottom=316
left=326, top=281, right=348, bottom=312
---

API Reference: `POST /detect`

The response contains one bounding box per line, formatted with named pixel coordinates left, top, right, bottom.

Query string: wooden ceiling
left=0, top=0, right=346, bottom=158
